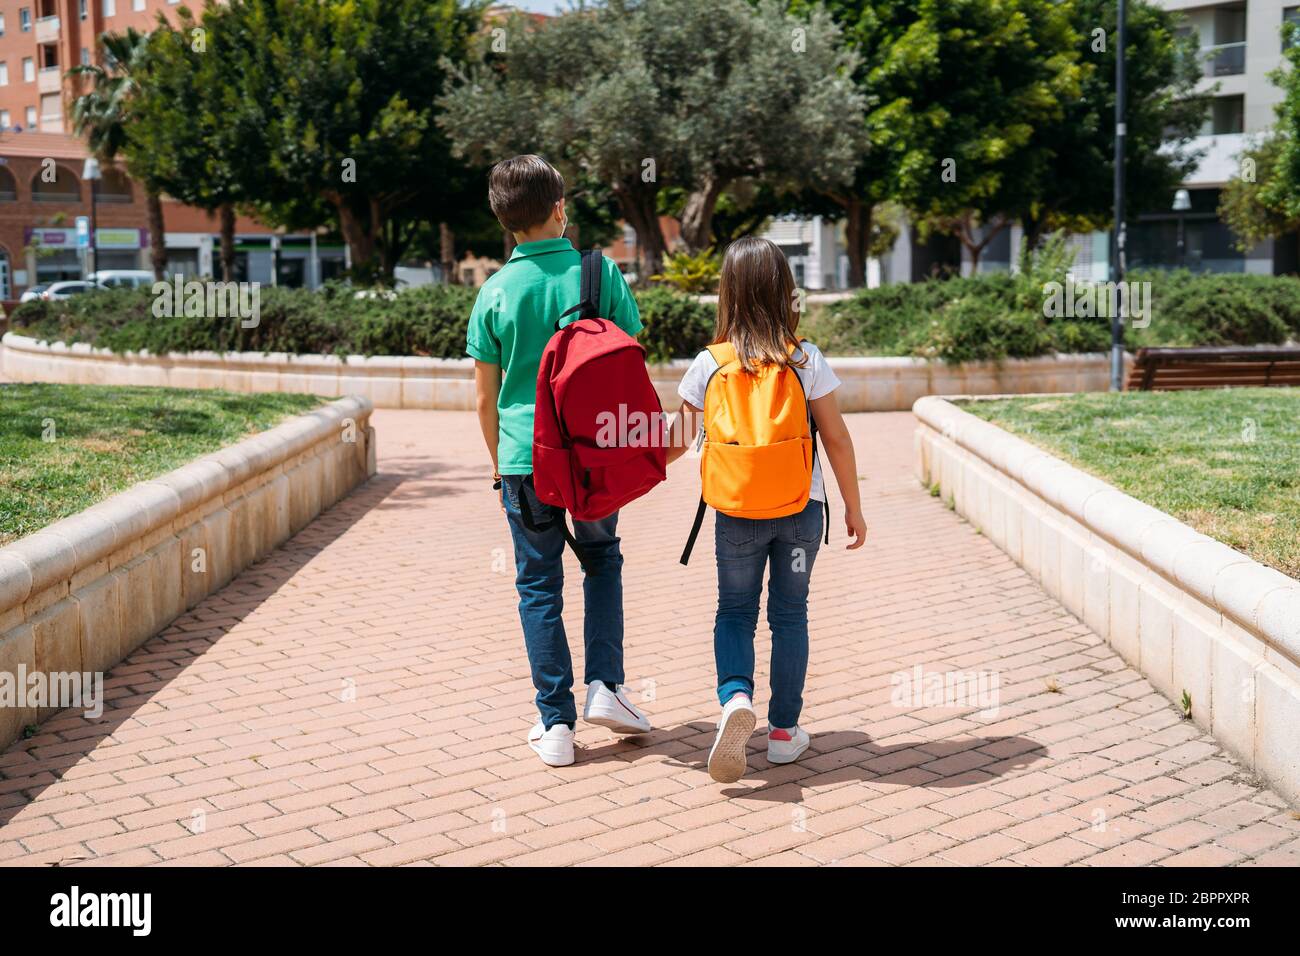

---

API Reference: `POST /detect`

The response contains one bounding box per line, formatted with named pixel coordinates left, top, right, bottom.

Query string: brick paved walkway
left=1, top=410, right=1297, bottom=867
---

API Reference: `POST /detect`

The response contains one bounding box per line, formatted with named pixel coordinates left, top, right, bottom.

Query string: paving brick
left=0, top=409, right=1291, bottom=869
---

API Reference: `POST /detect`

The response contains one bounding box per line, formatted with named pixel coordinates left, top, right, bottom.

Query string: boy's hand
left=844, top=509, right=868, bottom=550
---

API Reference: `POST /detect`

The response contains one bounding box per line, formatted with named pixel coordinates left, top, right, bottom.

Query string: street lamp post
left=82, top=157, right=101, bottom=279
left=1172, top=188, right=1192, bottom=269
left=1111, top=0, right=1128, bottom=392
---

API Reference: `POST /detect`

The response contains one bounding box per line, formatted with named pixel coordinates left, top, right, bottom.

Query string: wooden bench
left=1125, top=346, right=1300, bottom=391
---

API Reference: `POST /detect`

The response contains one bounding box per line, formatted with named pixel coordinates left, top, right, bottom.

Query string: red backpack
left=532, top=250, right=666, bottom=551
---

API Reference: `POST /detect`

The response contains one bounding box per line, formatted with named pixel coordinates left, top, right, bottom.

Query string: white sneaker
left=767, top=725, right=810, bottom=764
left=528, top=721, right=575, bottom=767
left=583, top=682, right=652, bottom=735
left=707, top=694, right=756, bottom=783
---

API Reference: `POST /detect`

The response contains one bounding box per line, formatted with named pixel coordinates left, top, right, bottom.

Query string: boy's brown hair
left=714, top=236, right=807, bottom=373
left=488, top=155, right=565, bottom=233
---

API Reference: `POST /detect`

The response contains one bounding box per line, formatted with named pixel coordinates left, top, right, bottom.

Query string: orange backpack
left=679, top=341, right=829, bottom=564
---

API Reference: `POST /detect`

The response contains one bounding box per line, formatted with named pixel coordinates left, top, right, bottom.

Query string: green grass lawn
left=0, top=383, right=325, bottom=547
left=960, top=388, right=1300, bottom=580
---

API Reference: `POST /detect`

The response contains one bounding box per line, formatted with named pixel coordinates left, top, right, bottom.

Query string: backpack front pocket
left=533, top=442, right=577, bottom=511
left=702, top=436, right=811, bottom=518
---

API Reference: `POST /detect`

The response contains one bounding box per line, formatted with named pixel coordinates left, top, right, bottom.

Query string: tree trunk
left=844, top=198, right=872, bottom=288
left=615, top=184, right=666, bottom=283
left=680, top=174, right=726, bottom=253
left=219, top=203, right=236, bottom=282
left=439, top=221, right=456, bottom=284
left=146, top=191, right=167, bottom=280
left=334, top=202, right=375, bottom=274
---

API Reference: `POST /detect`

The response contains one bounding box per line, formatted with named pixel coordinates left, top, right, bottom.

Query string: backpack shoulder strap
left=557, top=248, right=604, bottom=329
left=705, top=341, right=736, bottom=367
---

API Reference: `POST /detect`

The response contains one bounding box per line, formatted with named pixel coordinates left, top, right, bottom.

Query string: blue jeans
left=714, top=499, right=823, bottom=730
left=501, top=475, right=624, bottom=730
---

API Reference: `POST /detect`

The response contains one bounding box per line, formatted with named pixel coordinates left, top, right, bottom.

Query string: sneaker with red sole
left=767, top=725, right=810, bottom=764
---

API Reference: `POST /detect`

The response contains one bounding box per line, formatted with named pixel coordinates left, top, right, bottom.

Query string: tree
left=128, top=6, right=257, bottom=281
left=1019, top=0, right=1207, bottom=248
left=439, top=0, right=865, bottom=280
left=881, top=0, right=1087, bottom=270
left=67, top=28, right=169, bottom=279
left=803, top=0, right=1095, bottom=276
left=788, top=0, right=916, bottom=286
left=1230, top=22, right=1300, bottom=255
left=668, top=0, right=864, bottom=252
left=1220, top=135, right=1297, bottom=251
left=218, top=0, right=484, bottom=282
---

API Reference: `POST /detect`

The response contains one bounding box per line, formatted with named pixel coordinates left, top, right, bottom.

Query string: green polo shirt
left=466, top=238, right=642, bottom=475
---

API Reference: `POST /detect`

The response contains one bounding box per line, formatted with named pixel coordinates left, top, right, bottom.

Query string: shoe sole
left=707, top=707, right=756, bottom=783
left=584, top=698, right=651, bottom=736
left=767, top=738, right=810, bottom=765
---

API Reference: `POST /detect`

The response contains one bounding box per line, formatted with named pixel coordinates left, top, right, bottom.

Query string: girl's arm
left=664, top=399, right=701, bottom=466
left=810, top=391, right=867, bottom=550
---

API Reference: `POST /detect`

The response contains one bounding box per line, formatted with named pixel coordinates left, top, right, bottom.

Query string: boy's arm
left=474, top=360, right=502, bottom=478
left=810, top=392, right=867, bottom=550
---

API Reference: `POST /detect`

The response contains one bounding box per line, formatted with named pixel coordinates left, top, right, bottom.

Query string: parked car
left=19, top=284, right=49, bottom=303
left=88, top=269, right=156, bottom=290
left=42, top=280, right=106, bottom=300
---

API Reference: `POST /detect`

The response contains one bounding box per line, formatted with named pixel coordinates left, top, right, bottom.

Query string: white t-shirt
left=677, top=341, right=841, bottom=503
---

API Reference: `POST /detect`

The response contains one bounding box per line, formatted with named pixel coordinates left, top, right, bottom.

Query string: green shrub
left=15, top=266, right=1298, bottom=365
left=634, top=286, right=716, bottom=362
left=815, top=263, right=1300, bottom=362
left=650, top=249, right=722, bottom=294
left=9, top=280, right=717, bottom=361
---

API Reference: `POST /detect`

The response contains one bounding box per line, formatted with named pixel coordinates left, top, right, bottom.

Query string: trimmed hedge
left=806, top=270, right=1300, bottom=362
left=13, top=270, right=1300, bottom=365
left=9, top=281, right=717, bottom=362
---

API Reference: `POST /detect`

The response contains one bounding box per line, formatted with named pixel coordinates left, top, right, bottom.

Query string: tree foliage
left=439, top=0, right=864, bottom=280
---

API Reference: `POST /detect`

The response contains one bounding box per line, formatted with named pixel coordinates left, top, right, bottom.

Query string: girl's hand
left=844, top=509, right=868, bottom=550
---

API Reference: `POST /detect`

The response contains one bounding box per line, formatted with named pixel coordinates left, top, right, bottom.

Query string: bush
left=811, top=262, right=1300, bottom=363
left=650, top=249, right=722, bottom=294
left=634, top=286, right=715, bottom=362
left=9, top=280, right=717, bottom=361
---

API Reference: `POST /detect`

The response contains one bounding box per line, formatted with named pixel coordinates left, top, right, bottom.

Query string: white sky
left=500, top=0, right=577, bottom=14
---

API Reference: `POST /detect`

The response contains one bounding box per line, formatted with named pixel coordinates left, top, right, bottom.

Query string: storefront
left=23, top=225, right=147, bottom=282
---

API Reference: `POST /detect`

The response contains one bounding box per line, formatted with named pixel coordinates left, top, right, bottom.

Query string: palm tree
left=67, top=28, right=167, bottom=280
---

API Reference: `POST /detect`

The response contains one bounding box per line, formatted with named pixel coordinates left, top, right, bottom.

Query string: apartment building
left=0, top=1, right=345, bottom=298
left=1130, top=0, right=1294, bottom=273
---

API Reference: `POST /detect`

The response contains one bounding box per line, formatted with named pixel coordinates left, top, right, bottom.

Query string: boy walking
left=468, top=155, right=652, bottom=767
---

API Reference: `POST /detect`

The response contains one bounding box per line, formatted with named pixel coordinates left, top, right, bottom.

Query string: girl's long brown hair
left=714, top=236, right=806, bottom=373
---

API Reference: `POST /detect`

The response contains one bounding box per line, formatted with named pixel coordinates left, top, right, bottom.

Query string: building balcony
left=34, top=15, right=60, bottom=45
left=37, top=66, right=62, bottom=94
left=1175, top=132, right=1248, bottom=187
left=1203, top=41, right=1245, bottom=78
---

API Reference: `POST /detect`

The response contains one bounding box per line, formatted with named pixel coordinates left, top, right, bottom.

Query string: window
left=20, top=8, right=31, bottom=32
left=103, top=0, right=115, bottom=16
left=1286, top=7, right=1300, bottom=49
left=0, top=13, right=6, bottom=37
left=22, top=57, right=34, bottom=83
left=26, top=106, right=36, bottom=128
left=133, top=0, right=145, bottom=9
left=0, top=110, right=9, bottom=128
left=1205, top=94, right=1246, bottom=135
left=79, top=0, right=87, bottom=19
left=0, top=63, right=8, bottom=87
left=80, top=48, right=89, bottom=66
